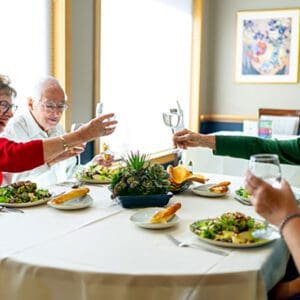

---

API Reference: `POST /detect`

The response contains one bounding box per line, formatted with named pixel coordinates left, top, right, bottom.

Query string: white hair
left=30, top=76, right=66, bottom=102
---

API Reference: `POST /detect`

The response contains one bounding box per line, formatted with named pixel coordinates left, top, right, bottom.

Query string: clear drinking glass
left=248, top=154, right=282, bottom=187
left=162, top=111, right=182, bottom=134
left=248, top=154, right=282, bottom=237
left=162, top=110, right=183, bottom=165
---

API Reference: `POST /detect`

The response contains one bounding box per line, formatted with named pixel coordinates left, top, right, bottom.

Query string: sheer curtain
left=100, top=0, right=193, bottom=157
left=0, top=0, right=51, bottom=112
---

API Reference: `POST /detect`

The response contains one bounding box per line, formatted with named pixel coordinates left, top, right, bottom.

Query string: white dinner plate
left=0, top=197, right=51, bottom=208
left=130, top=207, right=180, bottom=229
left=79, top=178, right=111, bottom=184
left=191, top=184, right=229, bottom=198
left=190, top=218, right=280, bottom=248
left=47, top=194, right=93, bottom=210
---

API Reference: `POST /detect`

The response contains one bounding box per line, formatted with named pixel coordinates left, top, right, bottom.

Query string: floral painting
left=235, top=9, right=299, bottom=83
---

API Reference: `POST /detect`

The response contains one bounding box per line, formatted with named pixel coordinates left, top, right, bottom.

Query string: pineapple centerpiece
left=110, top=152, right=172, bottom=208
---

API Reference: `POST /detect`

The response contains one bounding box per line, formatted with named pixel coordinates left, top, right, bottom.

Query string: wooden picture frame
left=235, top=8, right=300, bottom=83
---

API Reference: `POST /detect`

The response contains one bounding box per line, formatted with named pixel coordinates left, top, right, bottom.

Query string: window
left=0, top=0, right=51, bottom=111
left=98, top=0, right=195, bottom=157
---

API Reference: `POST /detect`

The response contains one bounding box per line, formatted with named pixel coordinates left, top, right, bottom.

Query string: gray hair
left=0, top=74, right=17, bottom=98
left=30, top=76, right=66, bottom=102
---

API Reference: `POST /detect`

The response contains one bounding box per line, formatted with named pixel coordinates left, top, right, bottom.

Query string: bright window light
left=0, top=0, right=51, bottom=111
left=100, top=0, right=193, bottom=157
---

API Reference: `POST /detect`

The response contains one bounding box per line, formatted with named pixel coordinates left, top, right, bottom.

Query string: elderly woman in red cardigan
left=0, top=75, right=117, bottom=185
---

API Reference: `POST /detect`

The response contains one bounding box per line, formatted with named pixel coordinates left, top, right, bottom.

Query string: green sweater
left=214, top=135, right=300, bottom=165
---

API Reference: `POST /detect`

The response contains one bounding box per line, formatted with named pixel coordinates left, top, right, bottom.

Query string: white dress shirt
left=2, top=109, right=77, bottom=187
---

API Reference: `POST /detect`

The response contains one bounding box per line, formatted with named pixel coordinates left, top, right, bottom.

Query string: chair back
left=258, top=108, right=300, bottom=136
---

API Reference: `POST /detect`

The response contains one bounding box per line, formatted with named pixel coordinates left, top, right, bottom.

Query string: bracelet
left=278, top=212, right=300, bottom=236
left=59, top=136, right=71, bottom=151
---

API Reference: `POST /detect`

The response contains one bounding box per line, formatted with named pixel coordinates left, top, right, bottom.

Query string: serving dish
left=47, top=194, right=93, bottom=210
left=117, top=193, right=173, bottom=208
left=190, top=212, right=280, bottom=248
left=191, top=184, right=229, bottom=198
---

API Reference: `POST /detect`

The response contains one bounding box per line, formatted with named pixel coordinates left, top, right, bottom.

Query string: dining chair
left=258, top=108, right=300, bottom=136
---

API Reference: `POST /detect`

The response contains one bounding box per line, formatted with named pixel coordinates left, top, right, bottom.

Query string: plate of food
left=0, top=181, right=52, bottom=208
left=234, top=187, right=252, bottom=205
left=76, top=164, right=119, bottom=184
left=190, top=211, right=280, bottom=248
left=47, top=187, right=92, bottom=210
left=191, top=181, right=231, bottom=198
left=130, top=203, right=181, bottom=229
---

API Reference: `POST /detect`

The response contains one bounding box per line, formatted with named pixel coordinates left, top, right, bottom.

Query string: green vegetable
left=190, top=212, right=266, bottom=244
left=76, top=164, right=118, bottom=181
left=110, top=152, right=170, bottom=198
left=0, top=181, right=51, bottom=204
left=235, top=187, right=251, bottom=199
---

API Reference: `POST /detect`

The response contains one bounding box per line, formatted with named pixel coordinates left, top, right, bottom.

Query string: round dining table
left=0, top=173, right=289, bottom=300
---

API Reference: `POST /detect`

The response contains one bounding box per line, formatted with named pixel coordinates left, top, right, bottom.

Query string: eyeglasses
left=0, top=100, right=18, bottom=114
left=39, top=100, right=68, bottom=113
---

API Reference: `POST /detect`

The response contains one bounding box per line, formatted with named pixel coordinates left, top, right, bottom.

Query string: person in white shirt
left=2, top=76, right=83, bottom=186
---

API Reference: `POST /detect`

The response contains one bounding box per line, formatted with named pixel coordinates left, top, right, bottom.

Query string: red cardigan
left=0, top=138, right=44, bottom=185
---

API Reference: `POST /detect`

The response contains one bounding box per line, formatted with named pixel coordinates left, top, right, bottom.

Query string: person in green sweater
left=173, top=128, right=300, bottom=299
left=172, top=128, right=300, bottom=165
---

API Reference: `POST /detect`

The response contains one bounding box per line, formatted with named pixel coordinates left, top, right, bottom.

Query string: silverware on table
left=234, top=196, right=252, bottom=206
left=166, top=234, right=230, bottom=256
left=0, top=206, right=24, bottom=213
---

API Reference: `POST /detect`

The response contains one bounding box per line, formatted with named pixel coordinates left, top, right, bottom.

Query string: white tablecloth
left=0, top=175, right=289, bottom=300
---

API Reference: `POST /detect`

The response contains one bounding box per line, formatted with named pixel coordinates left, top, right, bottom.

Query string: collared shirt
left=2, top=109, right=77, bottom=187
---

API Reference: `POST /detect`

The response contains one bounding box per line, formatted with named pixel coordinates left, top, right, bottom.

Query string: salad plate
left=79, top=178, right=111, bottom=184
left=190, top=212, right=280, bottom=248
left=47, top=194, right=93, bottom=210
left=76, top=164, right=118, bottom=184
left=0, top=197, right=51, bottom=208
left=0, top=181, right=52, bottom=208
left=234, top=187, right=252, bottom=205
left=130, top=207, right=180, bottom=229
left=191, top=184, right=228, bottom=198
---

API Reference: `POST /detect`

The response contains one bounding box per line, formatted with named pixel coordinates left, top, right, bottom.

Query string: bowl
left=117, top=193, right=173, bottom=208
left=169, top=181, right=192, bottom=194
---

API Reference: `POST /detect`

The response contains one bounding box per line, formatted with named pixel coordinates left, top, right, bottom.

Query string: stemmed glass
left=162, top=103, right=184, bottom=165
left=248, top=154, right=282, bottom=237
left=162, top=111, right=182, bottom=134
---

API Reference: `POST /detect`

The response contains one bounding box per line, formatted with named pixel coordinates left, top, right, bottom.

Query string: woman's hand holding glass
left=245, top=173, right=299, bottom=227
left=248, top=154, right=282, bottom=187
left=247, top=154, right=282, bottom=232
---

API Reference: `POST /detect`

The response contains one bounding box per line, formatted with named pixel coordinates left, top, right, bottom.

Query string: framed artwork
left=235, top=9, right=300, bottom=83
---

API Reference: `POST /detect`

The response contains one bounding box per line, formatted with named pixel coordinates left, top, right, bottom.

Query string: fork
left=0, top=206, right=24, bottom=213
left=166, top=234, right=230, bottom=256
left=234, top=196, right=252, bottom=206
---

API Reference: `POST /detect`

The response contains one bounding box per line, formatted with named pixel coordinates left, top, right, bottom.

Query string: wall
left=71, top=0, right=94, bottom=124
left=201, top=0, right=300, bottom=118
left=71, top=0, right=95, bottom=162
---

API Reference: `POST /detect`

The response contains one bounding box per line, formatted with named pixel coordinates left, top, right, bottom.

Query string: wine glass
left=162, top=110, right=183, bottom=165
left=162, top=111, right=182, bottom=134
left=248, top=154, right=281, bottom=187
left=248, top=154, right=282, bottom=237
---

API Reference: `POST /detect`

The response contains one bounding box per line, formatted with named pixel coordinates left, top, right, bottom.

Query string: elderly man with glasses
left=2, top=76, right=82, bottom=186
